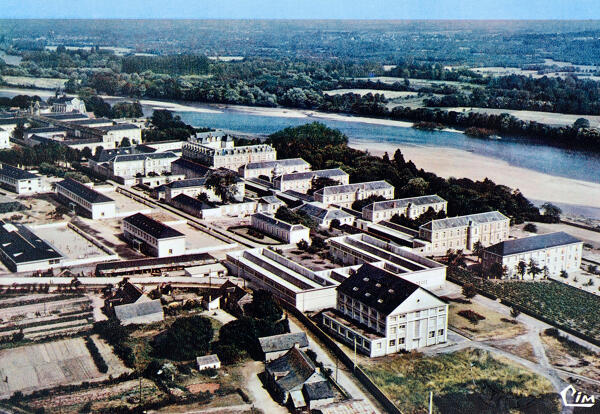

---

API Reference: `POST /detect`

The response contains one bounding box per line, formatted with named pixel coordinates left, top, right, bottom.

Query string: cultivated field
left=0, top=336, right=128, bottom=398
left=2, top=76, right=68, bottom=89
left=444, top=107, right=600, bottom=128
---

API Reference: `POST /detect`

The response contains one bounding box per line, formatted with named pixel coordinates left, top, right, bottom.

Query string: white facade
left=98, top=124, right=142, bottom=146
left=0, top=164, right=44, bottom=195
left=0, top=128, right=11, bottom=149
left=164, top=178, right=244, bottom=203
left=314, top=181, right=394, bottom=208
left=55, top=179, right=116, bottom=220
left=52, top=96, right=87, bottom=113
left=122, top=214, right=186, bottom=257
left=196, top=355, right=221, bottom=371
left=250, top=213, right=310, bottom=245
left=183, top=140, right=277, bottom=170
left=362, top=195, right=447, bottom=223
left=482, top=232, right=583, bottom=278
left=273, top=168, right=349, bottom=193
left=419, top=211, right=510, bottom=255
left=239, top=158, right=311, bottom=179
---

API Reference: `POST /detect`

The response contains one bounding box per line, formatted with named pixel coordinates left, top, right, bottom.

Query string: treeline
left=266, top=122, right=542, bottom=223
left=79, top=95, right=143, bottom=119
left=122, top=55, right=210, bottom=75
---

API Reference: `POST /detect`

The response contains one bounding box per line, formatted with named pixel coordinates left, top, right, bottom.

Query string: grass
left=541, top=332, right=600, bottom=382
left=361, top=348, right=559, bottom=414
left=448, top=302, right=525, bottom=340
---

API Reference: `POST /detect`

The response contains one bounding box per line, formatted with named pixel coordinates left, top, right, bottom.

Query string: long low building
left=295, top=203, right=355, bottom=228
left=0, top=221, right=63, bottom=272
left=239, top=158, right=311, bottom=179
left=327, top=233, right=447, bottom=289
left=55, top=178, right=116, bottom=219
left=362, top=195, right=447, bottom=223
left=482, top=231, right=583, bottom=278
left=321, top=264, right=448, bottom=357
left=273, top=168, right=349, bottom=193
left=250, top=213, right=310, bottom=244
left=225, top=247, right=345, bottom=312
left=122, top=213, right=186, bottom=257
left=314, top=181, right=394, bottom=208
left=0, top=163, right=44, bottom=195
left=163, top=177, right=244, bottom=202
left=419, top=211, right=510, bottom=255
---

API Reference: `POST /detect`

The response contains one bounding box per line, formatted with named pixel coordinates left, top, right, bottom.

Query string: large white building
left=183, top=133, right=277, bottom=170
left=362, top=195, right=447, bottom=223
left=0, top=221, right=63, bottom=272
left=294, top=203, right=355, bottom=228
left=314, top=181, right=394, bottom=208
left=239, top=158, right=310, bottom=180
left=51, top=96, right=87, bottom=113
left=419, top=211, right=510, bottom=255
left=0, top=164, right=44, bottom=195
left=321, top=264, right=448, bottom=357
left=163, top=177, right=244, bottom=203
left=482, top=232, right=583, bottom=278
left=122, top=213, right=186, bottom=257
left=96, top=124, right=142, bottom=147
left=273, top=168, right=349, bottom=193
left=55, top=178, right=116, bottom=219
left=250, top=213, right=311, bottom=245
left=327, top=233, right=447, bottom=289
left=90, top=149, right=179, bottom=180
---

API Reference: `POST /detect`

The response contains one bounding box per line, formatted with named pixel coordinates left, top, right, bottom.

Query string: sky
left=1, top=0, right=598, bottom=20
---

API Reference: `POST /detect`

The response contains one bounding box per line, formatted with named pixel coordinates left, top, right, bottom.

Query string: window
left=438, top=329, right=445, bottom=336
left=429, top=331, right=435, bottom=338
left=398, top=337, right=405, bottom=345
left=390, top=327, right=397, bottom=334
left=389, top=339, right=395, bottom=347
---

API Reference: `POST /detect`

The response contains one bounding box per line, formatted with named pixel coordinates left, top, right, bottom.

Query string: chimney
left=294, top=342, right=300, bottom=349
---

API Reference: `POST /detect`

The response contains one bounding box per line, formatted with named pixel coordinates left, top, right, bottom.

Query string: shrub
left=457, top=309, right=486, bottom=324
left=462, top=283, right=477, bottom=299
left=85, top=336, right=108, bottom=373
left=523, top=223, right=538, bottom=233
left=510, top=307, right=521, bottom=318
left=153, top=315, right=213, bottom=361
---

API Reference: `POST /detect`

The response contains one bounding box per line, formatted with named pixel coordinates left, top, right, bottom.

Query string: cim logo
left=560, top=385, right=596, bottom=408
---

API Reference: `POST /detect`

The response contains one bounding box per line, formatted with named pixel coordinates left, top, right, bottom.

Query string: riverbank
left=350, top=140, right=600, bottom=218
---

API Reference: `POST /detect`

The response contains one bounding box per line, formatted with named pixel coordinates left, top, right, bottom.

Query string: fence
left=283, top=303, right=402, bottom=414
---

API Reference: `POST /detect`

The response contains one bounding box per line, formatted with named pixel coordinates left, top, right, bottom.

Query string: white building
left=295, top=202, right=355, bottom=228
left=52, top=96, right=87, bottom=113
left=482, top=232, right=583, bottom=278
left=196, top=354, right=221, bottom=371
left=55, top=178, right=116, bottom=219
left=92, top=150, right=179, bottom=180
left=170, top=193, right=258, bottom=219
left=239, top=158, right=311, bottom=180
left=273, top=168, right=349, bottom=193
left=96, top=124, right=142, bottom=147
left=321, top=264, right=448, bottom=357
left=327, top=233, right=447, bottom=290
left=183, top=135, right=277, bottom=171
left=0, top=128, right=9, bottom=149
left=419, top=211, right=510, bottom=255
left=314, top=181, right=394, bottom=208
left=0, top=221, right=63, bottom=272
left=362, top=195, right=447, bottom=223
left=251, top=213, right=311, bottom=245
left=122, top=213, right=186, bottom=257
left=163, top=177, right=244, bottom=203
left=0, top=164, right=44, bottom=195
left=0, top=117, right=27, bottom=138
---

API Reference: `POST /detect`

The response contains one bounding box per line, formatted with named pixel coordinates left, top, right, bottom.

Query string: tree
left=472, top=241, right=484, bottom=261
left=517, top=260, right=527, bottom=280
left=560, top=270, right=569, bottom=279
left=154, top=315, right=213, bottom=360
left=542, top=266, right=550, bottom=279
left=462, top=283, right=476, bottom=299
left=309, top=176, right=341, bottom=194
left=541, top=202, right=562, bottom=223
left=120, top=137, right=131, bottom=147
left=245, top=290, right=283, bottom=323
left=523, top=223, right=537, bottom=233
left=205, top=169, right=239, bottom=204
left=489, top=262, right=504, bottom=279
left=527, top=259, right=542, bottom=280
left=573, top=118, right=590, bottom=129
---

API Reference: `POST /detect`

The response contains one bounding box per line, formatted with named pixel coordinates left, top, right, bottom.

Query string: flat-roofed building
left=362, top=195, right=447, bottom=223
left=327, top=233, right=447, bottom=289
left=482, top=232, right=583, bottom=278
left=295, top=203, right=355, bottom=228
left=225, top=247, right=342, bottom=312
left=239, top=158, right=311, bottom=179
left=321, top=264, right=448, bottom=357
left=24, top=126, right=68, bottom=142
left=251, top=213, right=310, bottom=244
left=0, top=163, right=44, bottom=195
left=55, top=178, right=116, bottom=219
left=183, top=136, right=277, bottom=171
left=66, top=117, right=115, bottom=128
left=419, top=211, right=510, bottom=255
left=122, top=213, right=186, bottom=257
left=273, top=168, right=349, bottom=193
left=41, top=112, right=89, bottom=122
left=0, top=221, right=63, bottom=272
left=314, top=181, right=394, bottom=208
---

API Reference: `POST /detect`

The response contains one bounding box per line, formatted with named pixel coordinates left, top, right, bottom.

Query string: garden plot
left=0, top=337, right=128, bottom=399
left=31, top=224, right=112, bottom=263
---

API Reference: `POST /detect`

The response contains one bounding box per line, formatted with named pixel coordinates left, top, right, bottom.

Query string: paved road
left=287, top=316, right=382, bottom=413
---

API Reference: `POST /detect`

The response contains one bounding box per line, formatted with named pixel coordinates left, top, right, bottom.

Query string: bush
left=457, top=309, right=486, bottom=324
left=85, top=336, right=108, bottom=373
left=153, top=315, right=213, bottom=361
left=510, top=307, right=521, bottom=318
left=523, top=223, right=538, bottom=233
left=462, top=283, right=477, bottom=299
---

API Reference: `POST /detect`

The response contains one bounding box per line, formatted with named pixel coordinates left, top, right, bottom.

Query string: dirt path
left=241, top=361, right=287, bottom=414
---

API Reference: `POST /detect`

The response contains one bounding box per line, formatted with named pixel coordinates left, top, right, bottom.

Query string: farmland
left=361, top=348, right=559, bottom=414
left=449, top=267, right=600, bottom=340
left=1, top=75, right=68, bottom=89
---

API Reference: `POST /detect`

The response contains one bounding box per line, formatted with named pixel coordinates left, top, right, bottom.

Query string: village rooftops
left=278, top=168, right=347, bottom=182
left=303, top=381, right=334, bottom=402
left=123, top=213, right=185, bottom=240
left=363, top=195, right=446, bottom=212
left=315, top=181, right=393, bottom=196
left=338, top=264, right=443, bottom=315
left=0, top=221, right=63, bottom=265
left=259, top=332, right=309, bottom=354
left=0, top=163, right=39, bottom=180
left=486, top=232, right=582, bottom=256
left=56, top=178, right=114, bottom=204
left=244, top=158, right=309, bottom=170
left=421, top=211, right=509, bottom=231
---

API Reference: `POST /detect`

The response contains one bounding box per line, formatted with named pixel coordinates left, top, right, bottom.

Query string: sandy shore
left=350, top=140, right=600, bottom=211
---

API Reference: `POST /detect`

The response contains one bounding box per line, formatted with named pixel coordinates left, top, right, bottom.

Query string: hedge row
left=85, top=336, right=108, bottom=373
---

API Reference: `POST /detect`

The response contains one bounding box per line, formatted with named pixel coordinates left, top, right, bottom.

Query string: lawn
left=449, top=267, right=600, bottom=340
left=448, top=301, right=525, bottom=341
left=361, top=348, right=560, bottom=414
